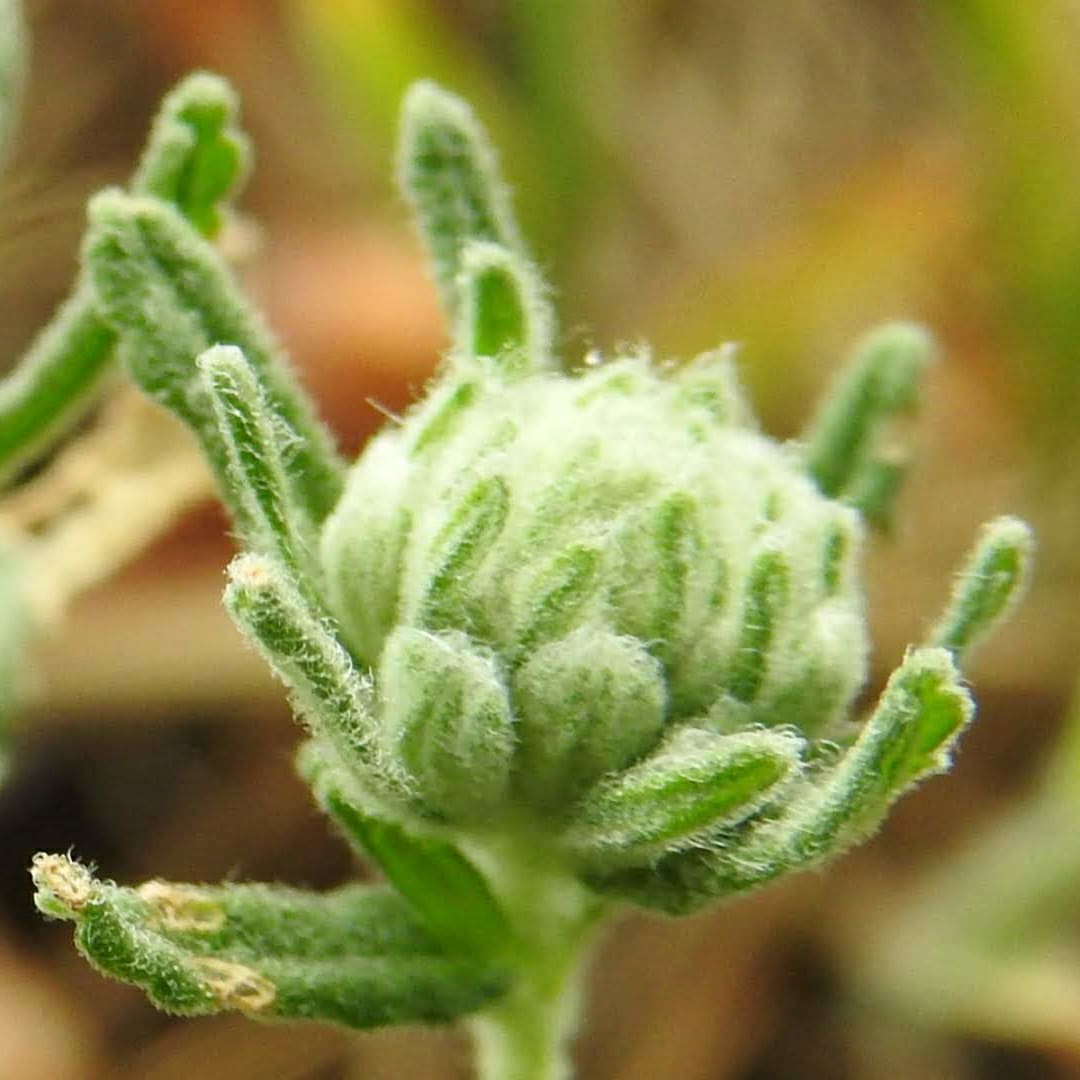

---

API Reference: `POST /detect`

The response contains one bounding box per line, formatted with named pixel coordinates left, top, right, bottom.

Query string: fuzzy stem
left=464, top=832, right=603, bottom=1080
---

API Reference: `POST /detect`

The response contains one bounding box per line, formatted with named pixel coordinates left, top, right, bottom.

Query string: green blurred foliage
left=930, top=0, right=1080, bottom=452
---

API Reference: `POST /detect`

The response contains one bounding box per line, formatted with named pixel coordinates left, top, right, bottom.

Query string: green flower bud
left=320, top=349, right=869, bottom=826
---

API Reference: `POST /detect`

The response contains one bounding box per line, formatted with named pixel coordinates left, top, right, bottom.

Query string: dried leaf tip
left=31, top=853, right=95, bottom=913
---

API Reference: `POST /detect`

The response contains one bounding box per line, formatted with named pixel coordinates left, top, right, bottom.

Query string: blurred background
left=1, top=0, right=1079, bottom=1076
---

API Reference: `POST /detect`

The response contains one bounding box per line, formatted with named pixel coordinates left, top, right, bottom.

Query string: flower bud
left=320, top=351, right=870, bottom=829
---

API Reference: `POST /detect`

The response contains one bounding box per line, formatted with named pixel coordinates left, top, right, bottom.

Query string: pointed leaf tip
left=397, top=79, right=523, bottom=316
left=930, top=515, right=1034, bottom=661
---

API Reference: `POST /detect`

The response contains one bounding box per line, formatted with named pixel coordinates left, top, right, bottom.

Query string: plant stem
left=464, top=831, right=605, bottom=1080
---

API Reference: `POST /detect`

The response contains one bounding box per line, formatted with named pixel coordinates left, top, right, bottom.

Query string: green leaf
left=132, top=71, right=250, bottom=237
left=777, top=646, right=974, bottom=858
left=84, top=191, right=344, bottom=522
left=0, top=71, right=249, bottom=486
left=223, top=553, right=390, bottom=799
left=454, top=240, right=555, bottom=377
left=929, top=515, right=1034, bottom=661
left=301, top=751, right=511, bottom=960
left=398, top=80, right=524, bottom=316
left=31, top=853, right=508, bottom=1028
left=588, top=647, right=973, bottom=913
left=198, top=345, right=317, bottom=579
left=802, top=322, right=935, bottom=526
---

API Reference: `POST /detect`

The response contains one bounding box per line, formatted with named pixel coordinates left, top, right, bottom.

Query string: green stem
left=464, top=832, right=604, bottom=1080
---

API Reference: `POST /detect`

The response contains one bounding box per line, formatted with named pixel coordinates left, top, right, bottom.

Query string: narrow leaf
left=565, top=726, right=802, bottom=869
left=398, top=80, right=524, bottom=315
left=802, top=322, right=934, bottom=525
left=0, top=71, right=248, bottom=485
left=224, top=553, right=387, bottom=795
left=84, top=191, right=343, bottom=522
left=787, top=647, right=973, bottom=850
left=31, top=854, right=507, bottom=1028
left=929, top=515, right=1034, bottom=661
left=587, top=647, right=973, bottom=913
left=454, top=240, right=555, bottom=377
left=198, top=345, right=317, bottom=577
left=132, top=71, right=250, bottom=237
left=301, top=750, right=511, bottom=959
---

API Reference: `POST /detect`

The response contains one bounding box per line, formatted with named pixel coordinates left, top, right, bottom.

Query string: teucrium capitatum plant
left=28, top=71, right=1033, bottom=1080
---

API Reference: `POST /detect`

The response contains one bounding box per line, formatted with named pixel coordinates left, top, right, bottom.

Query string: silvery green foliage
left=0, top=66, right=250, bottom=485
left=32, top=70, right=1032, bottom=1077
left=0, top=0, right=250, bottom=782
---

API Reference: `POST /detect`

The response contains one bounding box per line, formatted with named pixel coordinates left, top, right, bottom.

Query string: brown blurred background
left=1, top=0, right=1079, bottom=1076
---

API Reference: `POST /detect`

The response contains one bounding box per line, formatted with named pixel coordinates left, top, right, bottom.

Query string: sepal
left=511, top=627, right=667, bottom=810
left=319, top=432, right=413, bottom=667
left=725, top=543, right=790, bottom=703
left=671, top=345, right=754, bottom=429
left=564, top=725, right=803, bottom=870
left=607, top=491, right=705, bottom=673
left=453, top=240, right=555, bottom=378
left=377, top=626, right=515, bottom=821
left=411, top=474, right=509, bottom=633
